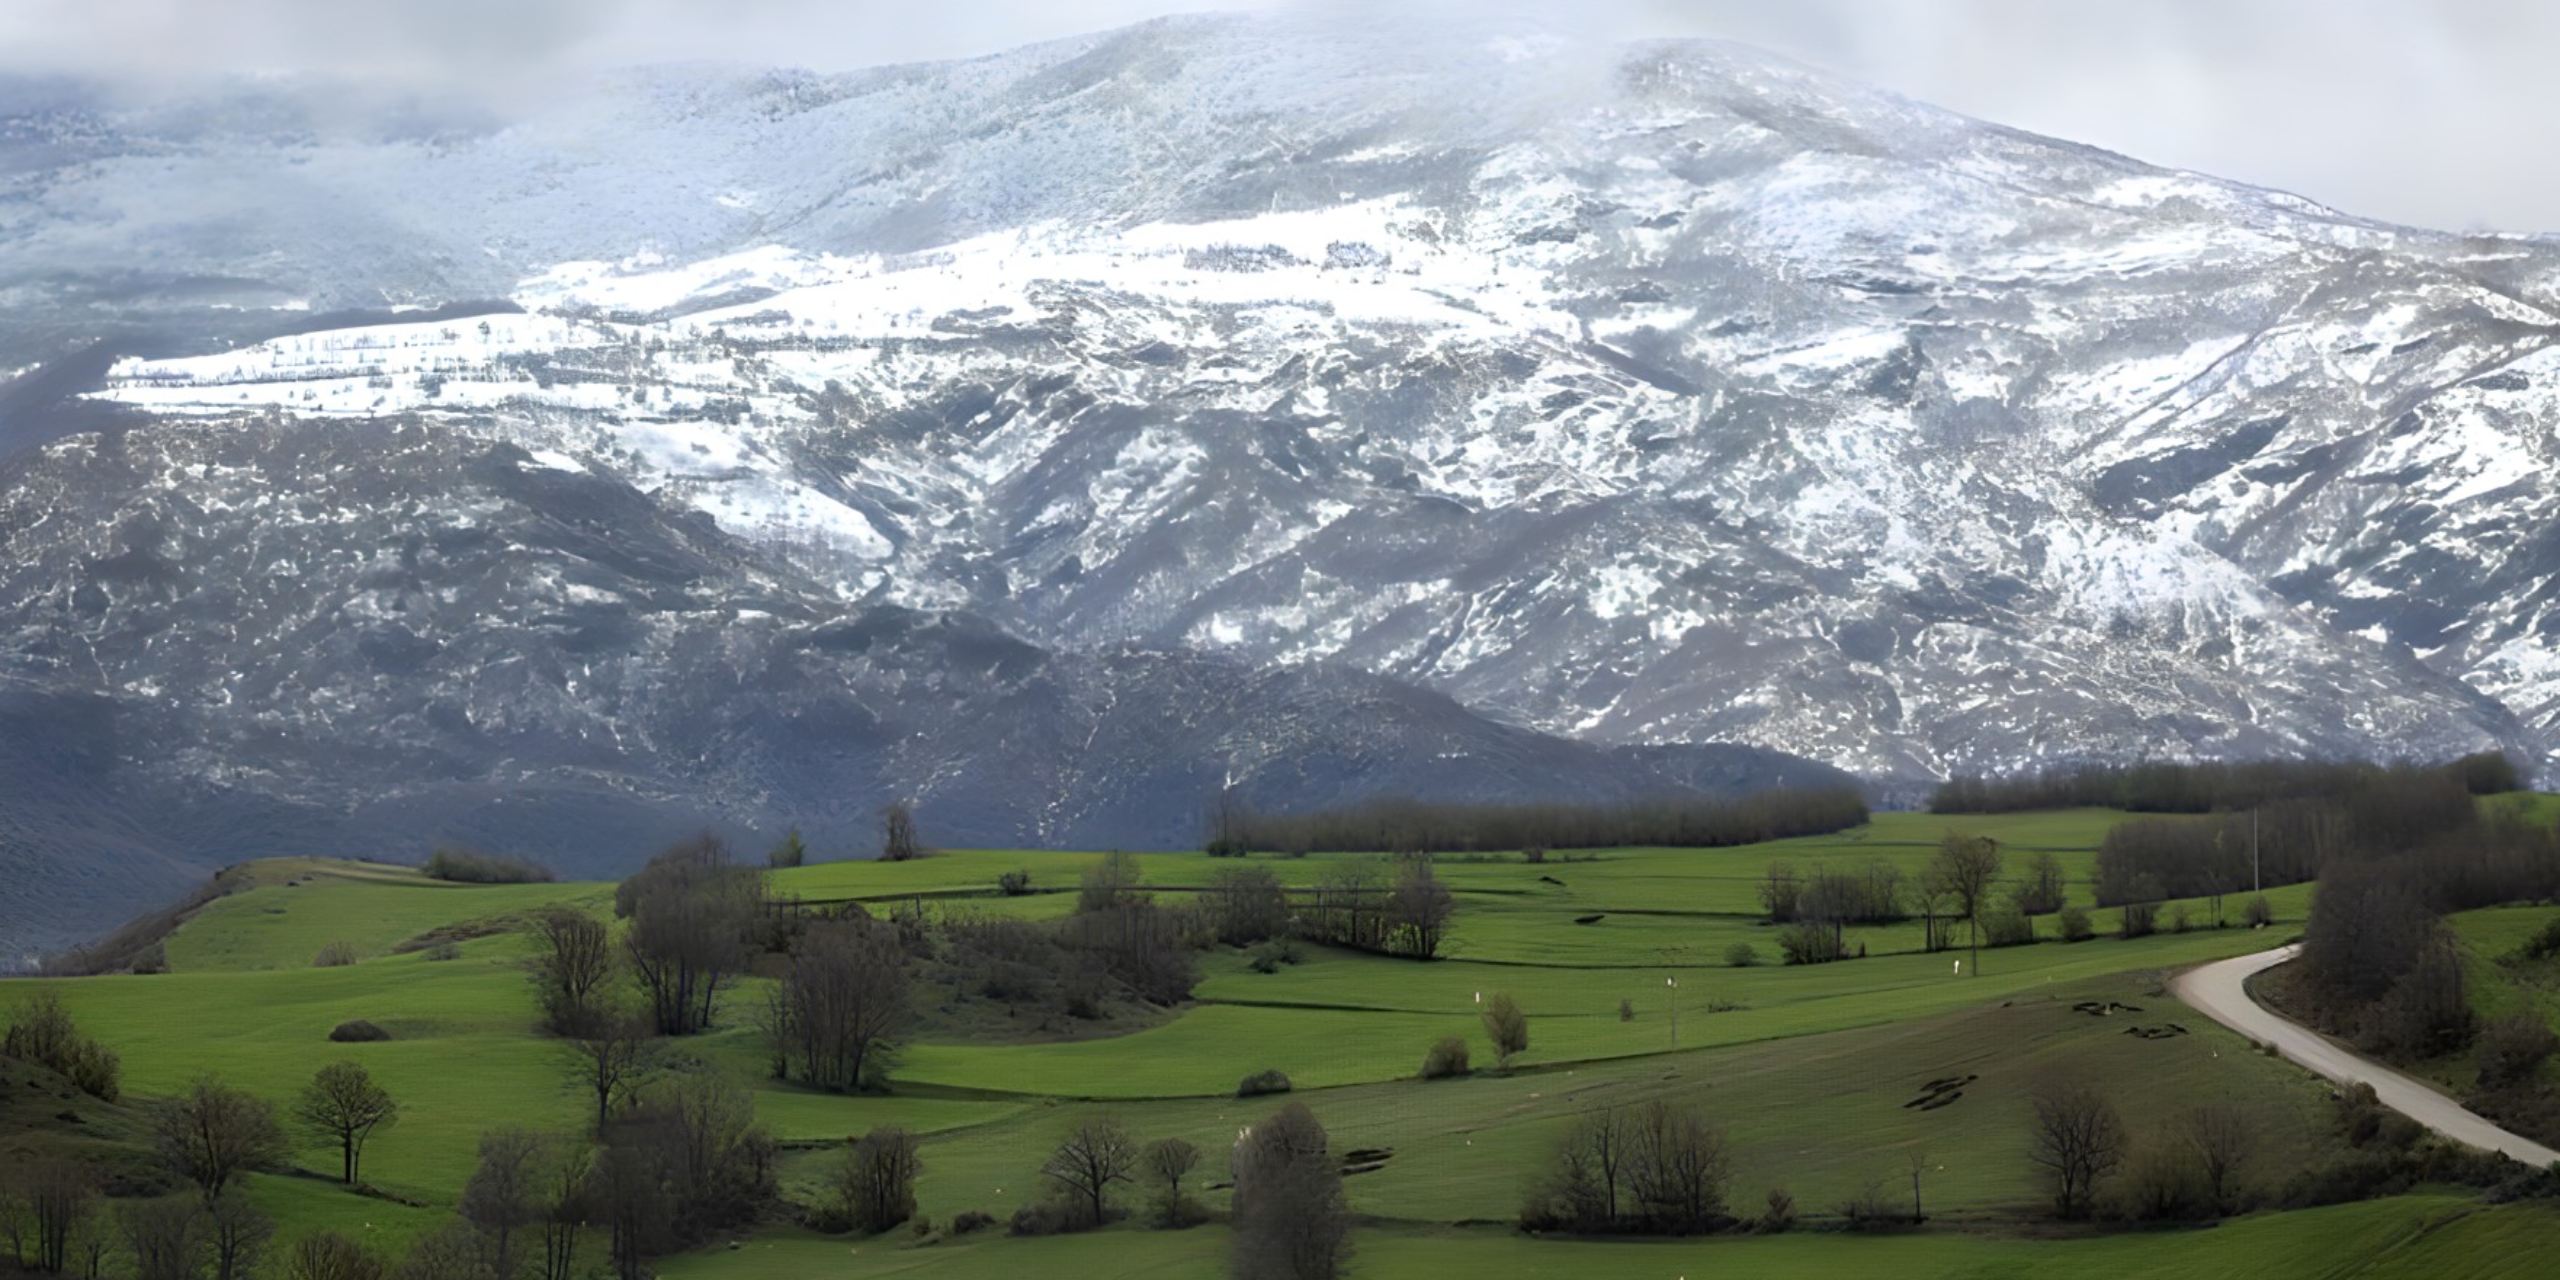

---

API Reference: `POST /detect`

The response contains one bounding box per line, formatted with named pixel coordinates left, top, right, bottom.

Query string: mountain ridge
left=5, top=12, right=2557, bottom=949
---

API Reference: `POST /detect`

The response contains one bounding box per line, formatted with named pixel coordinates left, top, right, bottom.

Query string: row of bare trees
left=988, top=1107, right=1350, bottom=1280
left=1295, top=856, right=1454, bottom=959
left=1521, top=1100, right=1733, bottom=1234
left=1930, top=754, right=2520, bottom=815
left=1210, top=786, right=1870, bottom=856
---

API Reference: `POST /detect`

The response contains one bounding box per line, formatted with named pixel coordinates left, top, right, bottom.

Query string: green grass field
left=10, top=806, right=2557, bottom=1279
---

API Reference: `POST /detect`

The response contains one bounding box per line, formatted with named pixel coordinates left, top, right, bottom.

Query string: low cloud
left=3, top=0, right=2551, bottom=232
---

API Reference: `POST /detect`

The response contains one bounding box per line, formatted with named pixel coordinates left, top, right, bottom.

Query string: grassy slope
left=663, top=1196, right=2560, bottom=1280
left=10, top=806, right=2553, bottom=1278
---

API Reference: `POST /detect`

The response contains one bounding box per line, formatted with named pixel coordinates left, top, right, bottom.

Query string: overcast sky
left=3, top=0, right=2552, bottom=232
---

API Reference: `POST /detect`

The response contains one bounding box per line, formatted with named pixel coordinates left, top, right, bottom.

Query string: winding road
left=2173, top=944, right=2560, bottom=1167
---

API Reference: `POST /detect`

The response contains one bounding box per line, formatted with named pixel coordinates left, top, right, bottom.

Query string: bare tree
left=153, top=1078, right=288, bottom=1203
left=881, top=802, right=924, bottom=862
left=204, top=1190, right=271, bottom=1280
left=830, top=1127, right=921, bottom=1234
left=2028, top=1080, right=2126, bottom=1219
left=285, top=1232, right=386, bottom=1280
left=1758, top=863, right=1802, bottom=923
left=1143, top=1137, right=1201, bottom=1223
left=4, top=1157, right=96, bottom=1275
left=1926, top=832, right=2003, bottom=976
left=2183, top=1104, right=2254, bottom=1215
left=294, top=1061, right=399, bottom=1186
left=562, top=1011, right=656, bottom=1133
left=766, top=829, right=808, bottom=869
left=118, top=1198, right=206, bottom=1280
left=2013, top=851, right=2068, bottom=916
left=1077, top=851, right=1146, bottom=914
left=1205, top=865, right=1290, bottom=945
left=1204, top=786, right=1252, bottom=856
left=1625, top=1099, right=1729, bottom=1232
left=1905, top=1148, right=1929, bottom=1224
left=461, top=1128, right=544, bottom=1280
left=1482, top=993, right=1529, bottom=1070
left=1041, top=1116, right=1138, bottom=1229
left=535, top=1136, right=594, bottom=1280
left=391, top=1222, right=484, bottom=1280
left=1534, top=1106, right=1629, bottom=1230
left=615, top=836, right=762, bottom=1036
left=1387, top=856, right=1455, bottom=959
left=528, top=908, right=615, bottom=1036
left=1231, top=1102, right=1350, bottom=1280
left=771, top=919, right=909, bottom=1092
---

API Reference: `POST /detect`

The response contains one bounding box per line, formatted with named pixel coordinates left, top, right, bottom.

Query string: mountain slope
left=3, top=12, right=2555, bottom=942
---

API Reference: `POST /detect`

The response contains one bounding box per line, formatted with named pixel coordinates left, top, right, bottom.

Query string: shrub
left=132, top=942, right=169, bottom=975
left=1006, top=1203, right=1069, bottom=1237
left=2356, top=935, right=2476, bottom=1058
left=2335, top=1082, right=2385, bottom=1146
left=2013, top=851, right=2069, bottom=916
left=1979, top=905, right=2035, bottom=947
left=312, top=941, right=360, bottom=968
left=2119, top=902, right=2158, bottom=939
left=1420, top=1037, right=1471, bottom=1079
left=767, top=830, right=808, bottom=869
left=421, top=942, right=462, bottom=962
left=1237, top=1069, right=1293, bottom=1098
left=421, top=848, right=555, bottom=884
left=996, top=870, right=1033, bottom=897
left=1759, top=1187, right=1796, bottom=1233
left=2515, top=915, right=2560, bottom=963
left=1723, top=942, right=1758, bottom=967
left=1483, top=993, right=1529, bottom=1069
left=329, top=1020, right=391, bottom=1043
left=2242, top=895, right=2275, bottom=928
left=951, top=1210, right=995, bottom=1235
left=1522, top=847, right=1547, bottom=864
left=1776, top=922, right=1844, bottom=965
left=3, top=992, right=121, bottom=1101
left=829, top=1127, right=921, bottom=1235
left=1618, top=998, right=1635, bottom=1022
left=1836, top=1178, right=1898, bottom=1231
left=2115, top=1141, right=2209, bottom=1222
left=1205, top=865, right=1291, bottom=946
left=2058, top=906, right=2094, bottom=941
left=2477, top=1014, right=2560, bottom=1088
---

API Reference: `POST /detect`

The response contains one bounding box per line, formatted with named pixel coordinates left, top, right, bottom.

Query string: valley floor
left=10, top=807, right=2560, bottom=1277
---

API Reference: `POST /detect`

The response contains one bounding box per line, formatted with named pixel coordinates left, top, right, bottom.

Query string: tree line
left=1206, top=787, right=1869, bottom=856
left=1930, top=752, right=2521, bottom=815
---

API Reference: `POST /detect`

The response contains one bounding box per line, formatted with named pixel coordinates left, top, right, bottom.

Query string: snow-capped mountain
left=3, top=13, right=2554, bottom=946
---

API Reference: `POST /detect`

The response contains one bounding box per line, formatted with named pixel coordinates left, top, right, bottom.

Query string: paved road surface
left=2172, top=944, right=2560, bottom=1167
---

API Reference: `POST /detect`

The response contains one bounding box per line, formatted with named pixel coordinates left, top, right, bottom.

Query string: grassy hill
left=8, top=807, right=2558, bottom=1278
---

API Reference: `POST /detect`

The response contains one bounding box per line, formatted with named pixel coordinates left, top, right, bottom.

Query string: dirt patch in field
left=2070, top=1000, right=2143, bottom=1017
left=1903, top=1073, right=1977, bottom=1112
left=2121, top=1024, right=2189, bottom=1040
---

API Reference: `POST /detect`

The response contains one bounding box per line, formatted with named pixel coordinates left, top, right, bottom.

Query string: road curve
left=2172, top=944, right=2560, bottom=1167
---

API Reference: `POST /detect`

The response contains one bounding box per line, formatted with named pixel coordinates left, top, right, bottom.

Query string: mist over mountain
left=4, top=11, right=2553, bottom=951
